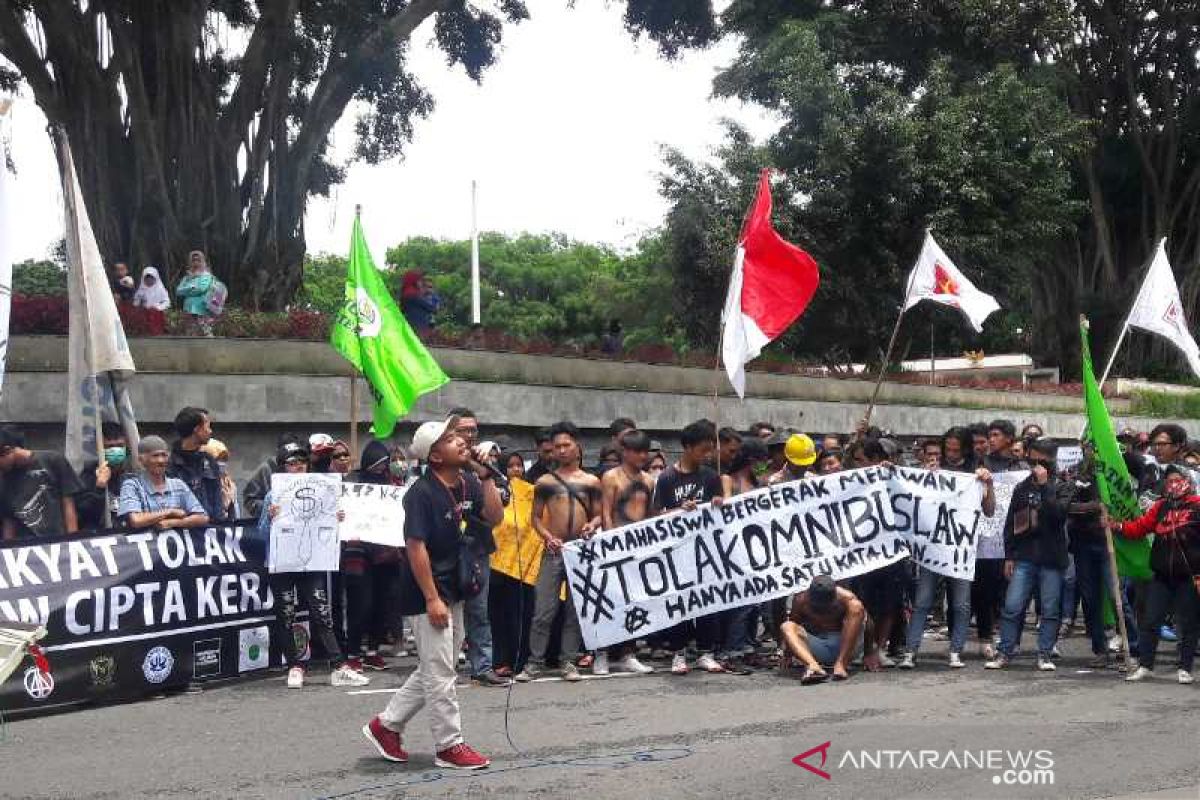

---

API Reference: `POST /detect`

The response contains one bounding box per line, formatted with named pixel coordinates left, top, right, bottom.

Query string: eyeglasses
left=1151, top=440, right=1174, bottom=447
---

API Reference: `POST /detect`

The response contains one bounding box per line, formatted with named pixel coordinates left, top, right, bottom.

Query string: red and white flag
left=721, top=170, right=819, bottom=397
left=903, top=232, right=999, bottom=332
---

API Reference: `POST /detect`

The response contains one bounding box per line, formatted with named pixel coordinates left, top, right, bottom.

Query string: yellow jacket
left=490, top=478, right=543, bottom=585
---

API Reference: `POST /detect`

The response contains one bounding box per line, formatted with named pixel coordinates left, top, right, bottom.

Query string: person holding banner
left=986, top=439, right=1068, bottom=672
left=363, top=416, right=500, bottom=771
left=1110, top=465, right=1200, bottom=685
left=117, top=436, right=210, bottom=530
left=0, top=425, right=82, bottom=540
left=518, top=421, right=603, bottom=682
left=899, top=465, right=996, bottom=669
left=77, top=421, right=136, bottom=530
left=256, top=443, right=368, bottom=690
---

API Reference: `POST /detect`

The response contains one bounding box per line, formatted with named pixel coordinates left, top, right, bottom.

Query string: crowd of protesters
left=1, top=406, right=1198, bottom=770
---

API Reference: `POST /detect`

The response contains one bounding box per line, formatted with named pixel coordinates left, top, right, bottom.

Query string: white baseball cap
left=410, top=416, right=461, bottom=461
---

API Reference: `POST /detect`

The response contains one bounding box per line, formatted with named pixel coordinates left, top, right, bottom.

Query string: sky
left=1, top=4, right=779, bottom=265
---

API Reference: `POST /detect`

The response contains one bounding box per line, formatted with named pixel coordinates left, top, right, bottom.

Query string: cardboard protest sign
left=338, top=482, right=406, bottom=548
left=268, top=473, right=341, bottom=573
left=562, top=466, right=989, bottom=649
left=974, top=471, right=1029, bottom=560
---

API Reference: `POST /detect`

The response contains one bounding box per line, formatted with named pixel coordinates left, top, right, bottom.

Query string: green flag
left=1080, top=318, right=1152, bottom=579
left=331, top=215, right=449, bottom=437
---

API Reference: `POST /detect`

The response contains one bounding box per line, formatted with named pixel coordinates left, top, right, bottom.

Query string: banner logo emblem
left=23, top=666, right=54, bottom=700
left=143, top=646, right=175, bottom=684
left=89, top=655, right=116, bottom=688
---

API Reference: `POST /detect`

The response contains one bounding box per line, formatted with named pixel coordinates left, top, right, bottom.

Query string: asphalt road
left=2, top=635, right=1197, bottom=800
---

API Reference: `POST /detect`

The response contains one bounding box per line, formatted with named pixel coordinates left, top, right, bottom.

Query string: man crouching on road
left=780, top=575, right=875, bottom=684
left=362, top=415, right=503, bottom=770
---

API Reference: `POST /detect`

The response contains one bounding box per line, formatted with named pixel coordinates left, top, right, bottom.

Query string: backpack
left=205, top=279, right=228, bottom=317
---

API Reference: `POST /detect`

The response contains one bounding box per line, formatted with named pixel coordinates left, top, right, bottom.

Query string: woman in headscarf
left=176, top=250, right=216, bottom=335
left=132, top=267, right=171, bottom=311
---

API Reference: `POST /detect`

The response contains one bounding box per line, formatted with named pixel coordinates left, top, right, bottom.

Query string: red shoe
left=362, top=654, right=388, bottom=671
left=346, top=657, right=364, bottom=673
left=435, top=742, right=491, bottom=770
left=362, top=716, right=408, bottom=763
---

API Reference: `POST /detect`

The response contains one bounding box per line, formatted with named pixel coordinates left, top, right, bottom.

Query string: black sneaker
left=473, top=669, right=512, bottom=687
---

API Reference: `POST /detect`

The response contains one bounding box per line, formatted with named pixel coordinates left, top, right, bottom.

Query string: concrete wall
left=3, top=336, right=1195, bottom=484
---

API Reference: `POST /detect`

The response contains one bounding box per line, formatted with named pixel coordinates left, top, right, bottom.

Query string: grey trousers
left=528, top=551, right=582, bottom=665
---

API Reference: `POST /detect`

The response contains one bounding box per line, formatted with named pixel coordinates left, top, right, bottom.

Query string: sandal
left=800, top=666, right=829, bottom=685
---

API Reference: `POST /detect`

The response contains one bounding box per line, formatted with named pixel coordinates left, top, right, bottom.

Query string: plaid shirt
left=117, top=473, right=206, bottom=520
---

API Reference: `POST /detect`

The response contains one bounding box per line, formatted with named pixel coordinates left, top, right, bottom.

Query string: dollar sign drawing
left=294, top=486, right=318, bottom=518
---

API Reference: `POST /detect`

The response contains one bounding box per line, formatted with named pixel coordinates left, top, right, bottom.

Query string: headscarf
left=132, top=267, right=171, bottom=310
left=401, top=269, right=424, bottom=300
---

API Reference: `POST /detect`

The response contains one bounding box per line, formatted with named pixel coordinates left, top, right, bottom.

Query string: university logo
left=933, top=264, right=960, bottom=298
left=793, top=741, right=833, bottom=780
left=89, top=655, right=117, bottom=689
left=1163, top=300, right=1184, bottom=334
left=142, top=646, right=175, bottom=684
left=192, top=639, right=222, bottom=680
left=23, top=666, right=54, bottom=701
left=354, top=289, right=382, bottom=337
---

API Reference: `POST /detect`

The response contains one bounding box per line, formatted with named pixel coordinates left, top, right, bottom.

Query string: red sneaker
left=435, top=743, right=491, bottom=770
left=362, top=654, right=388, bottom=671
left=346, top=657, right=364, bottom=673
left=362, top=716, right=408, bottom=763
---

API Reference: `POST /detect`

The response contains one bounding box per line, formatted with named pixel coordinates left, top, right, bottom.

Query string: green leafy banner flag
left=1080, top=318, right=1151, bottom=579
left=331, top=215, right=449, bottom=437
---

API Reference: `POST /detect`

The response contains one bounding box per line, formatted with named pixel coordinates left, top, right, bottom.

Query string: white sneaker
left=1036, top=655, right=1056, bottom=671
left=948, top=652, right=965, bottom=669
left=1125, top=666, right=1153, bottom=682
left=1051, top=645, right=1062, bottom=659
left=1177, top=669, right=1195, bottom=685
left=877, top=653, right=897, bottom=668
left=331, top=664, right=371, bottom=687
left=696, top=653, right=726, bottom=673
left=617, top=654, right=655, bottom=674
left=592, top=652, right=610, bottom=676
left=286, top=666, right=305, bottom=688
left=897, top=653, right=915, bottom=670
left=984, top=654, right=1009, bottom=670
left=670, top=653, right=690, bottom=675
left=980, top=641, right=997, bottom=660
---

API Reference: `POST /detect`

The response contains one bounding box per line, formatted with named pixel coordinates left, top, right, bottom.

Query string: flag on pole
left=903, top=232, right=1000, bottom=332
left=1080, top=318, right=1152, bottom=579
left=0, top=99, right=12, bottom=398
left=721, top=170, right=819, bottom=397
left=56, top=131, right=140, bottom=470
left=331, top=213, right=449, bottom=437
left=1125, top=238, right=1200, bottom=378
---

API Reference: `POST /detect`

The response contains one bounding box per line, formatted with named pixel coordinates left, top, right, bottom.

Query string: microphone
left=469, top=457, right=511, bottom=488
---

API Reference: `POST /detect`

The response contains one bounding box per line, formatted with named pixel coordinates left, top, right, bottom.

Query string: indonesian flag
left=1126, top=239, right=1200, bottom=378
left=903, top=232, right=999, bottom=332
left=721, top=170, right=819, bottom=397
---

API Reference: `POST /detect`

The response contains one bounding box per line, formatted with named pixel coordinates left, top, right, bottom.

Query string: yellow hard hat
left=785, top=433, right=817, bottom=466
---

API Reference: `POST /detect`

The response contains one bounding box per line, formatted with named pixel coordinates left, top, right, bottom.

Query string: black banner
left=0, top=525, right=293, bottom=714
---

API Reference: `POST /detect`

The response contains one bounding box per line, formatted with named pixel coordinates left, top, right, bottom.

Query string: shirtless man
left=517, top=420, right=602, bottom=683
left=780, top=575, right=875, bottom=684
left=593, top=430, right=656, bottom=676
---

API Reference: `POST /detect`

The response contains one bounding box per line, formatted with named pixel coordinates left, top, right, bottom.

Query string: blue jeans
left=464, top=562, right=493, bottom=676
left=998, top=561, right=1063, bottom=657
left=906, top=569, right=971, bottom=654
left=1074, top=547, right=1139, bottom=656
left=1059, top=555, right=1077, bottom=624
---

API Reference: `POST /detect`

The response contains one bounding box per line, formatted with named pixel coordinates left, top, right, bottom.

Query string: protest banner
left=974, top=471, right=1029, bottom=560
left=0, top=526, right=286, bottom=715
left=1056, top=446, right=1083, bottom=474
left=338, top=482, right=406, bottom=548
left=268, top=473, right=341, bottom=573
left=563, top=466, right=988, bottom=649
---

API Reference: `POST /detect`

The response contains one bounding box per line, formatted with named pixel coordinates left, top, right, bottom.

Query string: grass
left=1129, top=389, right=1200, bottom=419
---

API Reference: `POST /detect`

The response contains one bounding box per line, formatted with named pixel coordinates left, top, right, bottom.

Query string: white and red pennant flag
left=721, top=170, right=819, bottom=397
left=1125, top=238, right=1200, bottom=377
left=903, top=231, right=999, bottom=332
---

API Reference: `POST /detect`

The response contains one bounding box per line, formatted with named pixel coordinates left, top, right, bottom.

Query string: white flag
left=0, top=100, right=12, bottom=398
left=1127, top=238, right=1200, bottom=378
left=56, top=132, right=140, bottom=469
left=903, top=232, right=1000, bottom=332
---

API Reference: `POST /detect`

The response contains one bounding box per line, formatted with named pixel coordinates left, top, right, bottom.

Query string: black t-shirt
left=402, top=470, right=484, bottom=606
left=0, top=451, right=84, bottom=538
left=652, top=464, right=723, bottom=513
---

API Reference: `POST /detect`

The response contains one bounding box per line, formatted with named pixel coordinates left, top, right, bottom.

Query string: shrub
left=11, top=295, right=69, bottom=334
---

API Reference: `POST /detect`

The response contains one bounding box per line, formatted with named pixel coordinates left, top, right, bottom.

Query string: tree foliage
left=658, top=0, right=1200, bottom=376
left=0, top=1, right=717, bottom=310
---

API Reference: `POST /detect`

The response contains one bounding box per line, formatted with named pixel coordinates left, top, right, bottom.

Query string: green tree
left=0, top=2, right=717, bottom=310
left=12, top=259, right=67, bottom=296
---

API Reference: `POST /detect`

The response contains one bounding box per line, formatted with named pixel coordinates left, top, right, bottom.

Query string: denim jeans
left=998, top=561, right=1063, bottom=657
left=464, top=561, right=493, bottom=676
left=1074, top=546, right=1139, bottom=656
left=906, top=569, right=971, bottom=654
left=1060, top=554, right=1077, bottom=624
